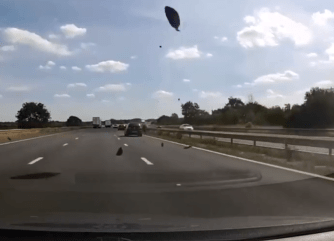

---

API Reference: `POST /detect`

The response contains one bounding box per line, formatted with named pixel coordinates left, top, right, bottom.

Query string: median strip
left=141, top=157, right=153, bottom=165
left=28, top=157, right=43, bottom=165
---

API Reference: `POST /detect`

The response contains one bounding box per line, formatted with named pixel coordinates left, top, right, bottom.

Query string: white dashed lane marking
left=140, top=157, right=153, bottom=165
left=28, top=157, right=43, bottom=165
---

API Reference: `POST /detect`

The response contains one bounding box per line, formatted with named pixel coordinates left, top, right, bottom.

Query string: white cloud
left=244, top=16, right=256, bottom=24
left=166, top=45, right=201, bottom=59
left=126, top=83, right=132, bottom=85
left=130, top=55, right=137, bottom=59
left=192, top=89, right=198, bottom=92
left=6, top=86, right=30, bottom=92
left=183, top=79, right=190, bottom=82
left=267, top=89, right=275, bottom=94
left=72, top=66, right=82, bottom=71
left=306, top=52, right=318, bottom=58
left=233, top=84, right=242, bottom=88
left=67, top=83, right=87, bottom=88
left=54, top=94, right=70, bottom=98
left=39, top=60, right=56, bottom=70
left=221, top=37, right=228, bottom=42
left=312, top=9, right=334, bottom=26
left=206, top=53, right=213, bottom=57
left=237, top=8, right=312, bottom=48
left=325, top=43, right=334, bottom=61
left=95, top=84, right=126, bottom=92
left=60, top=24, right=86, bottom=38
left=313, top=80, right=333, bottom=88
left=86, top=60, right=129, bottom=73
left=80, top=42, right=96, bottom=49
left=214, top=36, right=219, bottom=39
left=86, top=93, right=95, bottom=98
left=118, top=96, right=125, bottom=101
left=152, top=90, right=173, bottom=99
left=101, top=100, right=110, bottom=103
left=0, top=45, right=15, bottom=51
left=199, top=91, right=222, bottom=98
left=252, top=70, right=299, bottom=85
left=266, top=89, right=284, bottom=98
left=48, top=34, right=60, bottom=39
left=60, top=66, right=66, bottom=70
left=4, top=28, right=72, bottom=56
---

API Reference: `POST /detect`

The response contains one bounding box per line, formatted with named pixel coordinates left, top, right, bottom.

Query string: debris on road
left=184, top=145, right=192, bottom=149
left=7, top=137, right=11, bottom=141
left=116, top=147, right=123, bottom=156
left=161, top=142, right=164, bottom=147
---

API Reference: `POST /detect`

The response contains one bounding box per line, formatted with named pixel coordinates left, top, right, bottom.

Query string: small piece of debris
left=184, top=145, right=192, bottom=149
left=159, top=46, right=162, bottom=48
left=116, top=147, right=123, bottom=156
left=161, top=142, right=164, bottom=147
left=7, top=137, right=11, bottom=141
left=176, top=183, right=181, bottom=186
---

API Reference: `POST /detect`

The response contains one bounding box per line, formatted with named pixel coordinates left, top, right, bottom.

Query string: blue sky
left=1, top=0, right=334, bottom=121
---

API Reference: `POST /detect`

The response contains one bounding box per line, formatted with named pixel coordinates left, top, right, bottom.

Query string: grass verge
left=0, top=127, right=88, bottom=144
left=146, top=130, right=334, bottom=177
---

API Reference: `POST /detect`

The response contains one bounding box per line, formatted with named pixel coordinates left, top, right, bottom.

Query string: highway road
left=1, top=127, right=334, bottom=233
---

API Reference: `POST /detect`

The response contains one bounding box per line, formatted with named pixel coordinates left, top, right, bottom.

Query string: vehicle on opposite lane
left=124, top=123, right=142, bottom=137
left=179, top=124, right=194, bottom=131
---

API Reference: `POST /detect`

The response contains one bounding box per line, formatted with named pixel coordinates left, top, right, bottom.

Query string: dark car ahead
left=118, top=124, right=126, bottom=130
left=124, top=123, right=142, bottom=137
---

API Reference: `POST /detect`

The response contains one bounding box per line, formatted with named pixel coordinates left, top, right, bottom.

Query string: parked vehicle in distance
left=124, top=123, right=142, bottom=137
left=118, top=124, right=126, bottom=130
left=179, top=124, right=194, bottom=131
left=157, top=126, right=162, bottom=128
left=92, top=117, right=101, bottom=128
left=105, top=120, right=111, bottom=128
left=101, top=125, right=105, bottom=128
left=112, top=124, right=119, bottom=128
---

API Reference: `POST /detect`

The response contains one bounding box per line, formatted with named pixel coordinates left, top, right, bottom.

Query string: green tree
left=16, top=102, right=50, bottom=128
left=181, top=101, right=200, bottom=122
left=66, top=116, right=82, bottom=126
left=225, top=97, right=245, bottom=109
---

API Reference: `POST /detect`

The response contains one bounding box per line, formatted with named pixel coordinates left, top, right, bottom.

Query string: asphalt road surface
left=1, top=127, right=334, bottom=232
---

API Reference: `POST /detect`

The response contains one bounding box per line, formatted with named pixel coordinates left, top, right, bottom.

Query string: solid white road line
left=63, top=143, right=68, bottom=146
left=28, top=157, right=43, bottom=165
left=141, top=157, right=153, bottom=165
left=124, top=144, right=128, bottom=146
left=144, top=135, right=334, bottom=182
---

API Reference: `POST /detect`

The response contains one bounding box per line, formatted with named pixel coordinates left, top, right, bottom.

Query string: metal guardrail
left=148, top=128, right=334, bottom=156
left=157, top=125, right=334, bottom=137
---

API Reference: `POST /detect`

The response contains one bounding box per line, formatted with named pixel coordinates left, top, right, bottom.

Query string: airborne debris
left=178, top=98, right=180, bottom=101
left=116, top=147, right=123, bottom=156
left=184, top=145, right=192, bottom=149
left=160, top=46, right=162, bottom=48
left=165, top=6, right=180, bottom=31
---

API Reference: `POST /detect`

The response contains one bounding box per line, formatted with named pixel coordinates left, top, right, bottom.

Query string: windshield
left=2, top=0, right=334, bottom=240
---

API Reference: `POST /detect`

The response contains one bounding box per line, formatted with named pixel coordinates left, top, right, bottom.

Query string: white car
left=179, top=124, right=194, bottom=131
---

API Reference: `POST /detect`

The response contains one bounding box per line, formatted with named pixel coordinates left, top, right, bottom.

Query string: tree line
left=157, top=87, right=334, bottom=128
